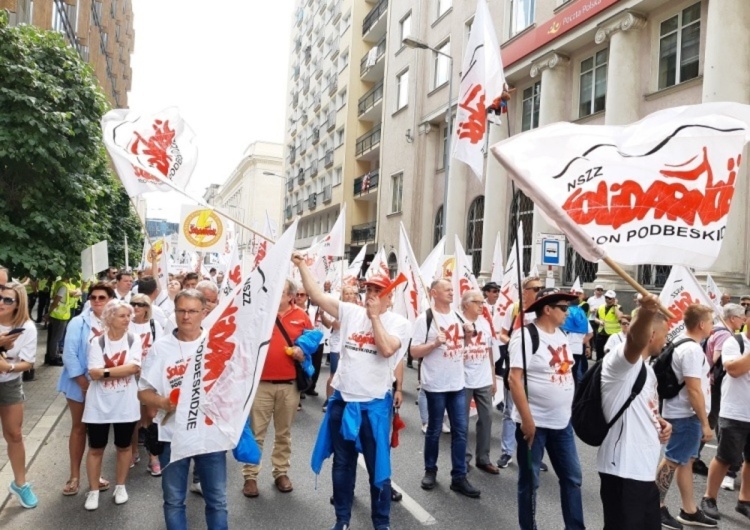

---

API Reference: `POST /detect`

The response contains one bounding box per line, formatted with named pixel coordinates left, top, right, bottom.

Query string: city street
left=1, top=355, right=749, bottom=529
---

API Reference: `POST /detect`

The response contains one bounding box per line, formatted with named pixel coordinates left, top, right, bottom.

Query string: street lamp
left=403, top=37, right=454, bottom=238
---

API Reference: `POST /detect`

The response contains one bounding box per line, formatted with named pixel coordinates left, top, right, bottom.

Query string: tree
left=0, top=12, right=142, bottom=278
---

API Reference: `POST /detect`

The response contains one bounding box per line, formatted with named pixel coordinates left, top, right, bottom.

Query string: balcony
left=355, top=125, right=381, bottom=158
left=296, top=200, right=304, bottom=215
left=307, top=193, right=317, bottom=211
left=286, top=178, right=294, bottom=192
left=322, top=184, right=332, bottom=203
left=357, top=80, right=383, bottom=121
left=328, top=74, right=337, bottom=95
left=289, top=147, right=296, bottom=164
left=324, top=149, right=334, bottom=168
left=327, top=110, right=337, bottom=131
left=362, top=0, right=388, bottom=43
left=285, top=205, right=293, bottom=219
left=297, top=168, right=305, bottom=186
left=299, top=137, right=307, bottom=155
left=310, top=160, right=318, bottom=177
left=303, top=46, right=312, bottom=64
left=353, top=169, right=379, bottom=197
left=351, top=221, right=377, bottom=245
left=311, top=128, right=320, bottom=145
left=360, top=35, right=386, bottom=81
left=313, top=95, right=321, bottom=111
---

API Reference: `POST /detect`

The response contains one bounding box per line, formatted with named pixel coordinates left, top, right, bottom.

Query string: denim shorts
left=329, top=352, right=339, bottom=374
left=0, top=376, right=24, bottom=406
left=664, top=415, right=702, bottom=466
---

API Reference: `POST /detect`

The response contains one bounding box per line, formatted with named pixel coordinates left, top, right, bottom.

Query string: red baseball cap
left=363, top=272, right=392, bottom=291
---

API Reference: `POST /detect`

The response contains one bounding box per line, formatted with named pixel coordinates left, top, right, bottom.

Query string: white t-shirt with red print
left=509, top=324, right=575, bottom=429
left=332, top=302, right=412, bottom=402
left=139, top=331, right=206, bottom=442
left=598, top=343, right=662, bottom=481
left=83, top=333, right=142, bottom=424
left=88, top=314, right=105, bottom=344
left=130, top=319, right=164, bottom=368
left=412, top=309, right=466, bottom=393
left=463, top=317, right=494, bottom=389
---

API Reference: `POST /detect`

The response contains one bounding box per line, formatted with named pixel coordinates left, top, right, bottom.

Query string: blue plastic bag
left=232, top=421, right=261, bottom=465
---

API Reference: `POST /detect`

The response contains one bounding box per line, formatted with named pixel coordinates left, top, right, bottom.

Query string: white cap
left=595, top=284, right=604, bottom=290
left=605, top=290, right=617, bottom=299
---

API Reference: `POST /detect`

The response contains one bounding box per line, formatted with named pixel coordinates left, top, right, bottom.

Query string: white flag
left=452, top=0, right=505, bottom=181
left=319, top=204, right=346, bottom=258
left=490, top=233, right=504, bottom=285
left=264, top=210, right=278, bottom=241
left=658, top=266, right=715, bottom=342
left=339, top=244, right=367, bottom=289
left=156, top=238, right=169, bottom=293
left=497, top=226, right=523, bottom=322
left=705, top=274, right=723, bottom=312
left=102, top=107, right=198, bottom=197
left=364, top=248, right=388, bottom=280
left=218, top=240, right=242, bottom=299
left=571, top=276, right=582, bottom=294
left=169, top=219, right=299, bottom=463
left=393, top=223, right=429, bottom=322
left=420, top=236, right=447, bottom=285
left=491, top=103, right=750, bottom=269
left=452, top=236, right=481, bottom=313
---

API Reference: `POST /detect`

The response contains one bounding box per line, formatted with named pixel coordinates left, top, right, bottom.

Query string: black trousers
left=35, top=291, right=50, bottom=322
left=309, top=343, right=324, bottom=391
left=595, top=332, right=610, bottom=361
left=600, top=472, right=660, bottom=530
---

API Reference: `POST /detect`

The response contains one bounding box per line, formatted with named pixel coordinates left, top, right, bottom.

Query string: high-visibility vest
left=49, top=280, right=73, bottom=320
left=598, top=304, right=621, bottom=335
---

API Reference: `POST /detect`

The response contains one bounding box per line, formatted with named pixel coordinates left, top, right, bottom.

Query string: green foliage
left=0, top=15, right=143, bottom=278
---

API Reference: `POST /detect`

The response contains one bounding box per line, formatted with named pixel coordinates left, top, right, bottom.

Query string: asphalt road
left=1, top=361, right=748, bottom=529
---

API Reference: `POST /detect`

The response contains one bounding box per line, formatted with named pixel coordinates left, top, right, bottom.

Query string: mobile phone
left=6, top=328, right=24, bottom=336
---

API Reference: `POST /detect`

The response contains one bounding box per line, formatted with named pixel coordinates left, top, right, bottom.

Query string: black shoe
left=692, top=459, right=709, bottom=476
left=497, top=454, right=512, bottom=468
left=661, top=506, right=683, bottom=530
left=300, top=393, right=306, bottom=400
left=676, top=508, right=717, bottom=528
left=449, top=477, right=480, bottom=498
left=46, top=357, right=64, bottom=367
left=496, top=402, right=504, bottom=413
left=406, top=362, right=413, bottom=369
left=22, top=369, right=35, bottom=382
left=391, top=488, right=402, bottom=502
left=305, top=389, right=319, bottom=397
left=540, top=461, right=548, bottom=472
left=700, top=497, right=720, bottom=520
left=736, top=501, right=750, bottom=520
left=329, top=495, right=334, bottom=505
left=420, top=470, right=437, bottom=490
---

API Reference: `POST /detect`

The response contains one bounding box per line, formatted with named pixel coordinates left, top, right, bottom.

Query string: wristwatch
left=104, top=369, right=111, bottom=378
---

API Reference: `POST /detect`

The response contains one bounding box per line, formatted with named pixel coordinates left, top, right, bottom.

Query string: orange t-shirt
left=261, top=305, right=313, bottom=381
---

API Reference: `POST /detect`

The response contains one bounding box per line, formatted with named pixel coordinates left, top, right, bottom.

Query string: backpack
left=706, top=331, right=744, bottom=391
left=652, top=338, right=696, bottom=399
left=561, top=305, right=589, bottom=335
left=98, top=331, right=136, bottom=351
left=572, top=361, right=647, bottom=446
left=407, top=308, right=434, bottom=355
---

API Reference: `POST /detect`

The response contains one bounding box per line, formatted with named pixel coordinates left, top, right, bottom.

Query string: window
left=334, top=167, right=342, bottom=185
left=396, top=69, right=409, bottom=110
left=658, top=2, right=700, bottom=89
left=437, top=0, right=452, bottom=19
left=466, top=196, right=484, bottom=276
left=400, top=12, right=412, bottom=45
left=338, top=88, right=347, bottom=109
left=508, top=190, right=534, bottom=273
left=388, top=252, right=398, bottom=279
left=563, top=247, right=599, bottom=285
left=509, top=0, right=535, bottom=37
left=638, top=265, right=672, bottom=289
left=579, top=48, right=608, bottom=118
left=434, top=206, right=444, bottom=246
left=521, top=81, right=541, bottom=131
left=433, top=39, right=451, bottom=88
left=339, top=50, right=349, bottom=72
left=336, top=127, right=345, bottom=147
left=391, top=172, right=404, bottom=213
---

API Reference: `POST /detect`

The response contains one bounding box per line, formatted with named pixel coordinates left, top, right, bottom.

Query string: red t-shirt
left=261, top=305, right=313, bottom=381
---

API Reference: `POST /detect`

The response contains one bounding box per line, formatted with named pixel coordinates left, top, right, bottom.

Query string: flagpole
left=128, top=196, right=155, bottom=249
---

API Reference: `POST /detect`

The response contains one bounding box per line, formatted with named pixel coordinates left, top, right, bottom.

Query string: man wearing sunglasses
left=594, top=290, right=624, bottom=361
left=508, top=287, right=584, bottom=530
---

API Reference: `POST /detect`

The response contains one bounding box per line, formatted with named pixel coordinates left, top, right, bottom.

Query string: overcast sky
left=128, top=0, right=295, bottom=221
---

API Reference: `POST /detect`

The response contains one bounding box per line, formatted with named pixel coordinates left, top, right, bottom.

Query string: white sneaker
left=113, top=484, right=128, bottom=505
left=84, top=490, right=99, bottom=511
left=721, top=475, right=735, bottom=491
left=421, top=423, right=427, bottom=434
left=442, top=421, right=451, bottom=434
left=190, top=482, right=203, bottom=496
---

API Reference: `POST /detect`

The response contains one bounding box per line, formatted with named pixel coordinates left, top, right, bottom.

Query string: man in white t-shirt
left=460, top=290, right=498, bottom=475
left=137, top=275, right=168, bottom=329
left=114, top=270, right=133, bottom=303
left=496, top=275, right=543, bottom=470
left=137, top=289, right=228, bottom=530
left=587, top=285, right=606, bottom=320
left=656, top=304, right=716, bottom=529
left=508, top=287, right=583, bottom=530
left=293, top=254, right=412, bottom=530
left=701, top=304, right=750, bottom=522
left=410, top=279, right=479, bottom=498
left=598, top=295, right=672, bottom=529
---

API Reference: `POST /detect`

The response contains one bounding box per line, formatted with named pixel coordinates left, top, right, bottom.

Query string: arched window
left=466, top=196, right=484, bottom=276
left=508, top=189, right=534, bottom=274
left=387, top=252, right=398, bottom=279
left=434, top=206, right=443, bottom=247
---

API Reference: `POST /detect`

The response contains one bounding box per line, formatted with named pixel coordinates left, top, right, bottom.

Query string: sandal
left=62, top=477, right=79, bottom=496
left=98, top=477, right=110, bottom=492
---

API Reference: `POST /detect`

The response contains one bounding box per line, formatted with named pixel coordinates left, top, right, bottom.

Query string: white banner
left=102, top=107, right=198, bottom=197
left=318, top=203, right=346, bottom=258
left=420, top=236, right=446, bottom=285
left=705, top=274, right=723, bottom=312
left=452, top=236, right=480, bottom=313
left=364, top=248, right=388, bottom=280
left=658, top=266, right=715, bottom=342
left=490, top=233, right=504, bottom=285
left=393, top=223, right=429, bottom=323
left=490, top=103, right=750, bottom=269
left=169, top=219, right=298, bottom=463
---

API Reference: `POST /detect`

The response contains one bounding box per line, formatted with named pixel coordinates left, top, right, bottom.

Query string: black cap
left=482, top=282, right=501, bottom=292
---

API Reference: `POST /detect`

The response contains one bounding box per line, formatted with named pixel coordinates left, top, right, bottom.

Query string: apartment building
left=283, top=0, right=388, bottom=262
left=2, top=0, right=134, bottom=108
left=377, top=0, right=750, bottom=293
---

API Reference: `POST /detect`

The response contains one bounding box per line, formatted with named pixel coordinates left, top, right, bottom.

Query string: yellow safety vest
left=598, top=304, right=621, bottom=335
left=49, top=280, right=73, bottom=320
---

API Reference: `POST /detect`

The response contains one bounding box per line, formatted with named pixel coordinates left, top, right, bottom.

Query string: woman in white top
left=0, top=282, right=39, bottom=508
left=604, top=316, right=631, bottom=356
left=128, top=294, right=163, bottom=475
left=83, top=300, right=142, bottom=511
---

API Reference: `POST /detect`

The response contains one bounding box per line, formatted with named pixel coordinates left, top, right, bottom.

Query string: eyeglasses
left=524, top=286, right=542, bottom=292
left=89, top=295, right=110, bottom=301
left=0, top=296, right=16, bottom=306
left=130, top=302, right=149, bottom=308
left=551, top=304, right=569, bottom=312
left=175, top=309, right=202, bottom=316
left=741, top=302, right=750, bottom=307
left=620, top=321, right=631, bottom=326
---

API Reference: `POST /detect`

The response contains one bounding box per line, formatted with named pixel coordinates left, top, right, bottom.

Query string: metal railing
left=324, top=150, right=334, bottom=168
left=296, top=201, right=304, bottom=214
left=285, top=205, right=293, bottom=219
left=327, top=111, right=337, bottom=131
left=322, top=185, right=332, bottom=203
left=310, top=160, right=318, bottom=177
left=307, top=193, right=317, bottom=210
left=355, top=125, right=382, bottom=156
left=351, top=221, right=377, bottom=245
left=358, top=81, right=383, bottom=116
left=359, top=36, right=386, bottom=77
left=354, top=170, right=379, bottom=195
left=362, top=0, right=388, bottom=36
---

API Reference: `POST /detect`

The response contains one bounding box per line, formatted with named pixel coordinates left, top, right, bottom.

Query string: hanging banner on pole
left=178, top=205, right=226, bottom=253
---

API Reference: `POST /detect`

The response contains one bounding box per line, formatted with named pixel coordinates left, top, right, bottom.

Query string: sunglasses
left=130, top=302, right=149, bottom=308
left=90, top=295, right=110, bottom=301
left=485, top=289, right=499, bottom=294
left=741, top=302, right=750, bottom=307
left=551, top=304, right=569, bottom=312
left=0, top=296, right=16, bottom=306
left=605, top=297, right=614, bottom=300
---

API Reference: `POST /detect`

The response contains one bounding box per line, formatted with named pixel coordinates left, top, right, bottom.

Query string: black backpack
left=572, top=360, right=647, bottom=447
left=708, top=332, right=745, bottom=390
left=652, top=338, right=696, bottom=399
